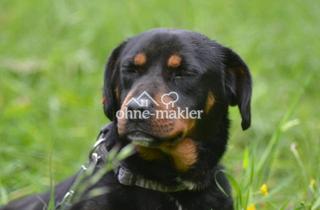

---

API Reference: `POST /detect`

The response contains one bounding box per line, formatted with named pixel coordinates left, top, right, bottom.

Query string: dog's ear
left=103, top=41, right=127, bottom=120
left=223, top=47, right=252, bottom=130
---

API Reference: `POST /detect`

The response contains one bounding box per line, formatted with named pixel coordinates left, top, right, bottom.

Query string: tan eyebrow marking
left=133, top=53, right=146, bottom=66
left=205, top=91, right=215, bottom=113
left=167, top=54, right=182, bottom=68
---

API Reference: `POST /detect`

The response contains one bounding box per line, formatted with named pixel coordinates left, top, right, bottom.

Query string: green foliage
left=0, top=0, right=319, bottom=209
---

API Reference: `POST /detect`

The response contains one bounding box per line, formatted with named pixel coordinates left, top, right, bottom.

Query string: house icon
left=126, top=91, right=159, bottom=107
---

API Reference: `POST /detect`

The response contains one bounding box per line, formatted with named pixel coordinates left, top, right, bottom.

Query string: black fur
left=1, top=29, right=252, bottom=210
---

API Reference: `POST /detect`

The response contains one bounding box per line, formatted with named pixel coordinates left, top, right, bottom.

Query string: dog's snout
left=126, top=97, right=154, bottom=122
left=127, top=99, right=151, bottom=112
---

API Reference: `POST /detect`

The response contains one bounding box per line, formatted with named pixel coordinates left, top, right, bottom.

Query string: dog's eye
left=122, top=63, right=139, bottom=74
left=174, top=69, right=197, bottom=79
left=125, top=67, right=138, bottom=73
left=174, top=71, right=183, bottom=79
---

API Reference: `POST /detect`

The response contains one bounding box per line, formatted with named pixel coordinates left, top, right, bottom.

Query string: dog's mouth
left=126, top=131, right=184, bottom=148
left=127, top=131, right=157, bottom=147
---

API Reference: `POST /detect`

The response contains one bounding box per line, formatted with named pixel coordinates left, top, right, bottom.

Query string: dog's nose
left=127, top=101, right=150, bottom=112
left=126, top=98, right=153, bottom=121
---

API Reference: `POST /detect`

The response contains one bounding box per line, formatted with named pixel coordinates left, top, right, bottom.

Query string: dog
left=1, top=28, right=252, bottom=210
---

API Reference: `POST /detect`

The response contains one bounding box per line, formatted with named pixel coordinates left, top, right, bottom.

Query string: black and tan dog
left=1, top=29, right=252, bottom=210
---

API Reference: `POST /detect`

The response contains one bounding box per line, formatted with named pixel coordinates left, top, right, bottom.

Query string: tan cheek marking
left=167, top=54, right=182, bottom=68
left=153, top=92, right=195, bottom=138
left=117, top=91, right=135, bottom=136
left=205, top=91, right=215, bottom=113
left=161, top=138, right=198, bottom=171
left=114, top=87, right=120, bottom=102
left=134, top=53, right=146, bottom=66
left=136, top=146, right=164, bottom=161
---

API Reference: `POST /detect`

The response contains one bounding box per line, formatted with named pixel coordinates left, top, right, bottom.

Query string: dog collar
left=116, top=166, right=199, bottom=192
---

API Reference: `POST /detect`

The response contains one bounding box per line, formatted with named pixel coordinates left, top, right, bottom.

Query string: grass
left=0, top=0, right=319, bottom=209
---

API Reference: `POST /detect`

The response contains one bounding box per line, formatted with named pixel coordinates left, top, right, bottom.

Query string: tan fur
left=136, top=146, right=164, bottom=160
left=117, top=91, right=135, bottom=136
left=134, top=53, right=146, bottom=66
left=205, top=91, right=215, bottom=113
left=167, top=54, right=182, bottom=68
left=161, top=138, right=197, bottom=171
left=137, top=138, right=198, bottom=171
left=152, top=92, right=196, bottom=139
left=114, top=87, right=120, bottom=102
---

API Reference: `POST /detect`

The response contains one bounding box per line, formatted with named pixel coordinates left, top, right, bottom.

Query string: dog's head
left=103, top=29, right=252, bottom=171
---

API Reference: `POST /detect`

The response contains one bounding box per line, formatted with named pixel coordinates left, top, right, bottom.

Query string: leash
left=116, top=166, right=200, bottom=192
left=55, top=124, right=110, bottom=210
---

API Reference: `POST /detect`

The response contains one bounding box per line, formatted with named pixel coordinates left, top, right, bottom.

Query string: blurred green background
left=0, top=0, right=319, bottom=209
